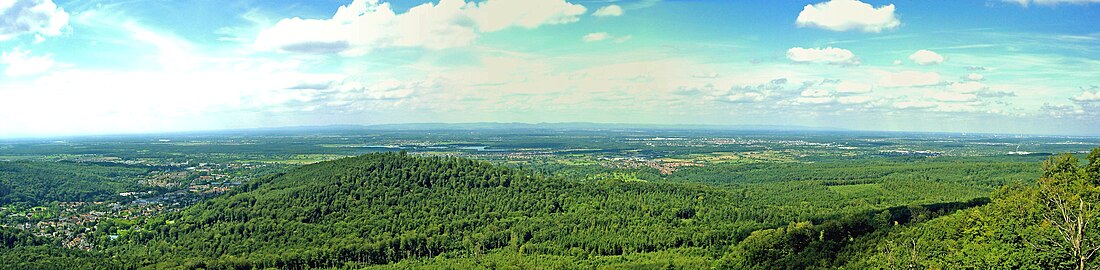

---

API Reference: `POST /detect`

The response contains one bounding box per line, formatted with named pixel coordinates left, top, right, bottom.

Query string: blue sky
left=1, top=0, right=1099, bottom=137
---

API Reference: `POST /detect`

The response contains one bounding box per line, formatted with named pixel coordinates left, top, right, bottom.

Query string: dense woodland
left=1, top=147, right=1099, bottom=269
left=0, top=161, right=150, bottom=206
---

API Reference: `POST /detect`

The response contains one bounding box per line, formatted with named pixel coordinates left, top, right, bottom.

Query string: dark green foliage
left=834, top=148, right=1100, bottom=269
left=1043, top=153, right=1082, bottom=178
left=0, top=142, right=1091, bottom=269
left=0, top=161, right=149, bottom=205
left=102, top=153, right=764, bottom=268
left=95, top=152, right=990, bottom=269
left=0, top=227, right=115, bottom=269
left=717, top=198, right=990, bottom=269
left=1, top=226, right=50, bottom=248
left=1086, top=148, right=1100, bottom=183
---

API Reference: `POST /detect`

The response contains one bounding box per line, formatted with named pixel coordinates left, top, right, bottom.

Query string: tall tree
left=1035, top=154, right=1100, bottom=270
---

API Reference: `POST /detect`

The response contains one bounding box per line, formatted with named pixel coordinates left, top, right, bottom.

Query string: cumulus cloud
left=713, top=80, right=787, bottom=103
left=976, top=90, right=1015, bottom=98
left=255, top=0, right=476, bottom=54
left=786, top=47, right=859, bottom=65
left=0, top=0, right=69, bottom=41
left=1, top=47, right=53, bottom=76
left=877, top=70, right=943, bottom=87
left=582, top=32, right=608, bottom=42
left=1073, top=90, right=1100, bottom=102
left=788, top=81, right=877, bottom=106
left=725, top=91, right=767, bottom=103
left=592, top=4, right=623, bottom=17
left=908, top=49, right=945, bottom=65
left=467, top=0, right=586, bottom=32
left=965, top=73, right=984, bottom=81
left=795, top=0, right=900, bottom=33
left=582, top=32, right=630, bottom=43
left=254, top=0, right=585, bottom=55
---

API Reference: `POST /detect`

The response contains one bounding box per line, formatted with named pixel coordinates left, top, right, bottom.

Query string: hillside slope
left=107, top=152, right=760, bottom=268
left=92, top=151, right=979, bottom=269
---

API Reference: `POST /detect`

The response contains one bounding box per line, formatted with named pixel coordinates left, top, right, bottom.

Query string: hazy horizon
left=2, top=0, right=1099, bottom=137
left=5, top=121, right=1100, bottom=140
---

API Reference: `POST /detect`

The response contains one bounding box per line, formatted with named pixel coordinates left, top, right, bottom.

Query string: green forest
left=0, top=161, right=150, bottom=206
left=2, top=147, right=1099, bottom=269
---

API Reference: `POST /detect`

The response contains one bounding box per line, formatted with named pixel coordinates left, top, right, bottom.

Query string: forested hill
left=107, top=152, right=742, bottom=268
left=71, top=151, right=971, bottom=269
left=0, top=161, right=150, bottom=205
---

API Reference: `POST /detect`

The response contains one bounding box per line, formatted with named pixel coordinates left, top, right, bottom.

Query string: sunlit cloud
left=0, top=0, right=69, bottom=41
left=1, top=47, right=54, bottom=76
left=786, top=47, right=860, bottom=65
left=796, top=0, right=900, bottom=33
left=592, top=4, right=624, bottom=17
left=908, top=50, right=944, bottom=65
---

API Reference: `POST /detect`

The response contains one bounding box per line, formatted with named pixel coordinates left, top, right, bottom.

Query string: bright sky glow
left=1, top=0, right=1099, bottom=137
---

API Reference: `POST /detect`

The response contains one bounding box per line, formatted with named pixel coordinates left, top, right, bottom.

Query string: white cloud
left=877, top=70, right=943, bottom=87
left=466, top=0, right=587, bottom=32
left=582, top=32, right=630, bottom=43
left=255, top=0, right=585, bottom=54
left=583, top=32, right=608, bottom=42
left=725, top=92, right=767, bottom=103
left=908, top=49, right=945, bottom=65
left=0, top=0, right=69, bottom=41
left=965, top=73, right=984, bottom=81
left=593, top=4, right=623, bottom=17
left=1073, top=91, right=1100, bottom=102
left=835, top=81, right=873, bottom=94
left=786, top=47, right=859, bottom=65
left=255, top=0, right=476, bottom=54
left=795, top=0, right=900, bottom=33
left=1, top=47, right=53, bottom=77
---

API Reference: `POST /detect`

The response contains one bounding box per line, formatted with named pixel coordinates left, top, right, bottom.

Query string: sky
left=0, top=0, right=1099, bottom=137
